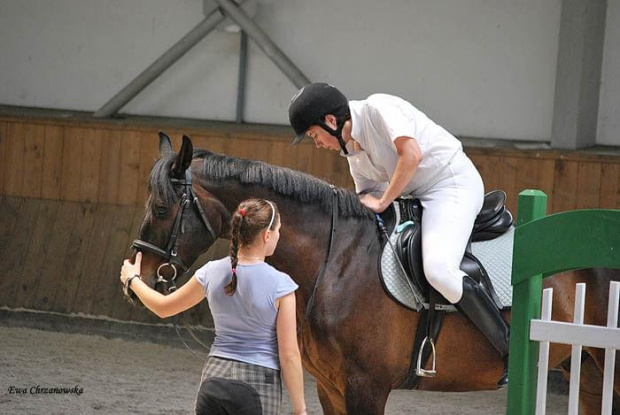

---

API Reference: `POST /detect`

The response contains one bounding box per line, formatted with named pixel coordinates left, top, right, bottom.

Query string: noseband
left=132, top=169, right=217, bottom=292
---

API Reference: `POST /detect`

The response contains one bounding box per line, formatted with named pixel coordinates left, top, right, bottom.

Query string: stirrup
left=416, top=336, right=437, bottom=377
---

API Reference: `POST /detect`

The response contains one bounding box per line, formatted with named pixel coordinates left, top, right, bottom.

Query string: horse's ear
left=170, top=135, right=193, bottom=179
left=158, top=131, right=174, bottom=156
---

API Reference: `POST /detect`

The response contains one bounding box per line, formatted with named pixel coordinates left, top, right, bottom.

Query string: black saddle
left=386, top=190, right=512, bottom=309
left=380, top=190, right=513, bottom=390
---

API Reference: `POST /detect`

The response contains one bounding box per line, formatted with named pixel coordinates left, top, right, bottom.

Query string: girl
left=121, top=198, right=307, bottom=415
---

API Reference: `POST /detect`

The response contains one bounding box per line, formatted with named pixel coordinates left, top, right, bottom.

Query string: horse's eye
left=155, top=206, right=168, bottom=218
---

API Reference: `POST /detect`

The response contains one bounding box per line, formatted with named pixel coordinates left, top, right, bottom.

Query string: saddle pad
left=471, top=226, right=514, bottom=309
left=380, top=205, right=423, bottom=310
left=379, top=204, right=514, bottom=310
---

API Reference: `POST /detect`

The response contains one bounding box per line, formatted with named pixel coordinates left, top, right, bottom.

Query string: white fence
left=530, top=281, right=620, bottom=414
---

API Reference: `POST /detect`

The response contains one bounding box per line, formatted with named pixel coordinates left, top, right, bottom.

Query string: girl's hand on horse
left=120, top=252, right=142, bottom=285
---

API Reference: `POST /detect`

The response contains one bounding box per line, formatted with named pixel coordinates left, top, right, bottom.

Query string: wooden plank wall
left=0, top=116, right=618, bottom=212
left=468, top=148, right=620, bottom=215
left=0, top=118, right=352, bottom=206
left=0, top=195, right=218, bottom=326
left=0, top=115, right=618, bottom=325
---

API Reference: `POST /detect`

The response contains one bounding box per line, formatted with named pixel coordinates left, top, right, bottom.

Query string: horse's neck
left=273, top=205, right=378, bottom=286
left=202, top=179, right=378, bottom=289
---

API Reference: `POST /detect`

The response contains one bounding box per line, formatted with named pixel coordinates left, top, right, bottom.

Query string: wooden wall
left=0, top=195, right=221, bottom=326
left=468, top=148, right=620, bottom=216
left=0, top=113, right=618, bottom=325
left=1, top=116, right=618, bottom=213
left=0, top=118, right=353, bottom=207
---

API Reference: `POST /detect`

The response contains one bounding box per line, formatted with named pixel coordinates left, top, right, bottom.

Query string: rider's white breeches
left=415, top=153, right=484, bottom=304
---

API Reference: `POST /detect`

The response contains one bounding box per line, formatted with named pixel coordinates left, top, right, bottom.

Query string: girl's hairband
left=265, top=200, right=276, bottom=230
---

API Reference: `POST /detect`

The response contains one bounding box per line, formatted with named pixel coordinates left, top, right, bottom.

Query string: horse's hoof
left=497, top=373, right=508, bottom=388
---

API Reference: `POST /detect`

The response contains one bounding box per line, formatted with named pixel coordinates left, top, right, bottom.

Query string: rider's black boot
left=455, top=276, right=510, bottom=388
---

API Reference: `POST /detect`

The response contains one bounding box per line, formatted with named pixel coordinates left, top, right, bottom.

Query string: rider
left=121, top=198, right=307, bottom=414
left=288, top=82, right=509, bottom=387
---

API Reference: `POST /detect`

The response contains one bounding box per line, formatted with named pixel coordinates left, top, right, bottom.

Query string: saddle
left=377, top=190, right=513, bottom=389
left=393, top=190, right=512, bottom=309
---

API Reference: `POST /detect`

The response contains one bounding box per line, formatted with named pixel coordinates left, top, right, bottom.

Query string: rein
left=304, top=186, right=339, bottom=321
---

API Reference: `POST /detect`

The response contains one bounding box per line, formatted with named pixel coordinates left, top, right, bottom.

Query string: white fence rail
left=529, top=281, right=620, bottom=415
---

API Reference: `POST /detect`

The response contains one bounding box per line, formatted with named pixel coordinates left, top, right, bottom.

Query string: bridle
left=131, top=169, right=218, bottom=293
left=130, top=167, right=221, bottom=360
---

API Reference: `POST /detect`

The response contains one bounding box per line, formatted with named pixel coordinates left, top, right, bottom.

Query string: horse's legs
left=344, top=371, right=391, bottom=415
left=585, top=347, right=620, bottom=396
left=316, top=381, right=346, bottom=415
left=560, top=354, right=620, bottom=415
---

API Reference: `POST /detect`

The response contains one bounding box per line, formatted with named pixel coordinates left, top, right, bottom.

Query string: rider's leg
left=455, top=276, right=510, bottom=387
left=419, top=154, right=509, bottom=387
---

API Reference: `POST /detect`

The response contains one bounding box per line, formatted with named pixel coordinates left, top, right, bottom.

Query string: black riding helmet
left=288, top=83, right=351, bottom=154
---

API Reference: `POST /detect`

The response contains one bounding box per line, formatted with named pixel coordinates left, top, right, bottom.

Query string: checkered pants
left=198, top=356, right=282, bottom=415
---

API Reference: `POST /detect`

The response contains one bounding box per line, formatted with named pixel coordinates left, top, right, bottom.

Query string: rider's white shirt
left=343, top=94, right=463, bottom=197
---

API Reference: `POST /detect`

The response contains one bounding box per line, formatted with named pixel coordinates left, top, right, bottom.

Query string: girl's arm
left=121, top=253, right=205, bottom=319
left=276, top=292, right=307, bottom=415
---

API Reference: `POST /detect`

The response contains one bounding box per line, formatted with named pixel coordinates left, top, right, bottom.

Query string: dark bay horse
left=129, top=134, right=619, bottom=414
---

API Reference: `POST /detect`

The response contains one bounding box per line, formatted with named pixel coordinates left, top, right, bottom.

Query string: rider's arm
left=276, top=292, right=307, bottom=415
left=377, top=136, right=422, bottom=210
left=121, top=253, right=205, bottom=318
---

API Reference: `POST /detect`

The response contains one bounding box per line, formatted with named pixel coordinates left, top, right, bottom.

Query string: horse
left=127, top=133, right=619, bottom=414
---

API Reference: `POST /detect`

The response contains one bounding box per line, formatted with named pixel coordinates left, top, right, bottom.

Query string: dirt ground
left=0, top=324, right=573, bottom=414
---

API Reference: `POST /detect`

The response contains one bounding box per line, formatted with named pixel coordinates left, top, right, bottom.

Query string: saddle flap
left=378, top=203, right=397, bottom=235
left=396, top=223, right=427, bottom=297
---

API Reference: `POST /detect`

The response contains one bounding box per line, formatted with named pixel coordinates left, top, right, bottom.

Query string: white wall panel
left=0, top=0, right=569, bottom=141
left=598, top=0, right=620, bottom=146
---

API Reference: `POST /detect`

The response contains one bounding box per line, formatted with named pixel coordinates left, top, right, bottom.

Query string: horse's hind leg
left=586, top=347, right=620, bottom=397
left=317, top=381, right=346, bottom=415
left=560, top=354, right=620, bottom=415
left=344, top=371, right=391, bottom=415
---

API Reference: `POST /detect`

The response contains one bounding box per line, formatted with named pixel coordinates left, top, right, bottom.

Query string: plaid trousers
left=198, top=356, right=282, bottom=415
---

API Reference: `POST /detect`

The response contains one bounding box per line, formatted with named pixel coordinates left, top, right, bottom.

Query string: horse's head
left=127, top=132, right=230, bottom=301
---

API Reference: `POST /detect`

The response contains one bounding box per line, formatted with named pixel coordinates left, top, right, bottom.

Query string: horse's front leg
left=344, top=369, right=391, bottom=415
left=317, top=381, right=346, bottom=415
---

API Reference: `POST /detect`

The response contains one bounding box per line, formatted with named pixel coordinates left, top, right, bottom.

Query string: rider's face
left=306, top=124, right=341, bottom=151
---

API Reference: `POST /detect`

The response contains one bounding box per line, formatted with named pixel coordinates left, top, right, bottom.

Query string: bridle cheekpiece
left=131, top=169, right=217, bottom=293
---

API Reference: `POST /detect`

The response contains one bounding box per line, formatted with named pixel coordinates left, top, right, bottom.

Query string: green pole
left=506, top=190, right=547, bottom=415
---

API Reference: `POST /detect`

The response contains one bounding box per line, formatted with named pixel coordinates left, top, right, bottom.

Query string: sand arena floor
left=0, top=321, right=572, bottom=414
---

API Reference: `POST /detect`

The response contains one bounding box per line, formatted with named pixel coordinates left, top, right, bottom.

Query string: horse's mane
left=195, top=150, right=373, bottom=220
left=147, top=150, right=373, bottom=220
